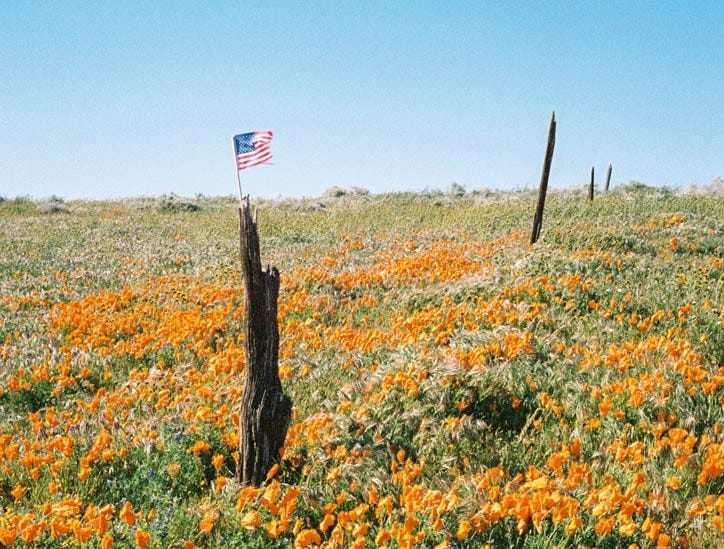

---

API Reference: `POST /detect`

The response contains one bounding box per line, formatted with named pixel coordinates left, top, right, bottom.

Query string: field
left=0, top=184, right=722, bottom=548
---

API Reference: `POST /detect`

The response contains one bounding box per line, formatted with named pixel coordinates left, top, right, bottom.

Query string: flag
left=233, top=130, right=273, bottom=171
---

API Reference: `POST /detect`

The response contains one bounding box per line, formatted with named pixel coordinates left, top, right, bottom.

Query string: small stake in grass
left=237, top=196, right=292, bottom=486
left=531, top=111, right=556, bottom=245
left=605, top=163, right=612, bottom=193
left=589, top=165, right=595, bottom=201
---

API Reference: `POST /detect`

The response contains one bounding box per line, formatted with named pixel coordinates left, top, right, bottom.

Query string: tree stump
left=237, top=198, right=292, bottom=486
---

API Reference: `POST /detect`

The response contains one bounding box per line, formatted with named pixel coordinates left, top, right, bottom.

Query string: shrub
left=322, top=186, right=348, bottom=198
left=447, top=181, right=466, bottom=197
left=157, top=194, right=201, bottom=212
left=37, top=196, right=68, bottom=214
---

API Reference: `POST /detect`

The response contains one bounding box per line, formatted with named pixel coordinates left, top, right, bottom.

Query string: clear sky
left=2, top=1, right=722, bottom=200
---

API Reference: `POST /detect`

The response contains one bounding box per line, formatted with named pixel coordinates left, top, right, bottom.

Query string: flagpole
left=232, top=136, right=243, bottom=206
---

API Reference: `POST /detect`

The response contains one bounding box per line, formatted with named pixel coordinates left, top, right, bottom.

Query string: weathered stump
left=237, top=198, right=292, bottom=486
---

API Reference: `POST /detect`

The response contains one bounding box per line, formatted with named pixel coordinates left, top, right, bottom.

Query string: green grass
left=0, top=186, right=722, bottom=548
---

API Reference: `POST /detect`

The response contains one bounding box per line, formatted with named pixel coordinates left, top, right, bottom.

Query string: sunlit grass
left=0, top=186, right=722, bottom=547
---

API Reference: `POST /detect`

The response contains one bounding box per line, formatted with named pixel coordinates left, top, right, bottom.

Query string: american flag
left=233, top=130, right=273, bottom=170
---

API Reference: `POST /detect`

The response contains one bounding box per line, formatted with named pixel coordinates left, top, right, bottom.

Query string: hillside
left=0, top=185, right=722, bottom=548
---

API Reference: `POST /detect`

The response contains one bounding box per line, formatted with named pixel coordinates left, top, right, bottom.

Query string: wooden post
left=589, top=166, right=595, bottom=201
left=232, top=136, right=243, bottom=207
left=531, top=112, right=556, bottom=244
left=604, top=163, right=612, bottom=193
left=237, top=197, right=292, bottom=486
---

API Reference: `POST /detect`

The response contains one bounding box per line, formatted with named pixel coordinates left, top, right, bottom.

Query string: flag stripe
left=237, top=147, right=271, bottom=170
left=234, top=130, right=273, bottom=171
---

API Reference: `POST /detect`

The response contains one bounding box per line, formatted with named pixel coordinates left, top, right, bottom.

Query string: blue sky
left=2, top=1, right=722, bottom=200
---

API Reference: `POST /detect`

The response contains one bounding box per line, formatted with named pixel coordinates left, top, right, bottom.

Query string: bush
left=157, top=194, right=201, bottom=213
left=447, top=181, right=466, bottom=197
left=0, top=196, right=35, bottom=214
left=322, top=186, right=348, bottom=198
left=37, top=196, right=68, bottom=214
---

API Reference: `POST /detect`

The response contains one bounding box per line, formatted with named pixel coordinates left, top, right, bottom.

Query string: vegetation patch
left=157, top=194, right=202, bottom=213
left=0, top=188, right=721, bottom=547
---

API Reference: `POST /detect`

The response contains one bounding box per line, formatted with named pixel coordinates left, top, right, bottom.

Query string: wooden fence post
left=237, top=197, right=292, bottom=486
left=589, top=166, right=595, bottom=201
left=604, top=163, right=612, bottom=193
left=531, top=111, right=556, bottom=244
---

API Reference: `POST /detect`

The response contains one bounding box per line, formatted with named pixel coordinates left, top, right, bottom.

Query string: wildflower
left=565, top=515, right=582, bottom=535
left=0, top=527, right=17, bottom=545
left=642, top=517, right=664, bottom=542
left=456, top=519, right=472, bottom=540
left=50, top=516, right=71, bottom=537
left=73, top=522, right=93, bottom=543
left=211, top=453, right=225, bottom=469
left=120, top=501, right=137, bottom=526
left=235, top=486, right=261, bottom=512
left=10, top=484, right=27, bottom=500
left=214, top=476, right=227, bottom=492
left=294, top=528, right=321, bottom=548
left=366, top=485, right=379, bottom=505
left=594, top=517, right=615, bottom=536
left=91, top=505, right=114, bottom=537
left=241, top=510, right=261, bottom=530
left=21, top=522, right=43, bottom=544
left=134, top=528, right=151, bottom=548
left=619, top=521, right=637, bottom=536
left=267, top=518, right=289, bottom=539
left=265, top=462, right=279, bottom=480
left=375, top=529, right=391, bottom=545
left=353, top=522, right=370, bottom=538
left=397, top=516, right=420, bottom=543
left=199, top=510, right=219, bottom=534
left=319, top=513, right=335, bottom=532
left=546, top=450, right=568, bottom=476
left=187, top=440, right=210, bottom=455
left=697, top=443, right=724, bottom=485
left=598, top=398, right=612, bottom=417
left=585, top=418, right=602, bottom=431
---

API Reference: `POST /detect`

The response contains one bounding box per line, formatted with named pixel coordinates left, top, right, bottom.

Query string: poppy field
left=0, top=185, right=722, bottom=548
